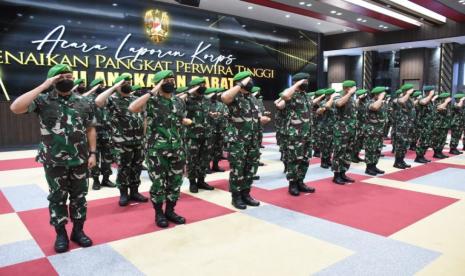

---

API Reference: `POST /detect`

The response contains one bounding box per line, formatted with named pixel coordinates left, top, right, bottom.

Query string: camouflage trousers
left=90, top=137, right=113, bottom=178
left=286, top=137, right=311, bottom=183
left=364, top=125, right=384, bottom=165
left=332, top=129, right=355, bottom=173
left=394, top=125, right=409, bottom=158
left=228, top=137, right=260, bottom=192
left=416, top=124, right=432, bottom=156
left=147, top=149, right=185, bottom=204
left=278, top=134, right=288, bottom=165
left=409, top=124, right=419, bottom=147
left=319, top=127, right=333, bottom=161
left=186, top=136, right=212, bottom=179
left=450, top=125, right=464, bottom=149
left=353, top=125, right=365, bottom=157
left=384, top=120, right=392, bottom=138
left=114, top=143, right=143, bottom=189
left=44, top=163, right=88, bottom=226
left=210, top=131, right=225, bottom=162
left=431, top=127, right=449, bottom=152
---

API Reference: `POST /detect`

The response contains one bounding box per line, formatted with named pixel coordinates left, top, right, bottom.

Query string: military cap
left=307, top=92, right=315, bottom=98
left=454, top=93, right=465, bottom=99
left=176, top=86, right=188, bottom=94
left=189, top=77, right=206, bottom=87
left=47, top=64, right=72, bottom=78
left=251, top=86, right=261, bottom=93
left=315, top=89, right=326, bottom=96
left=152, top=70, right=173, bottom=84
left=412, top=91, right=422, bottom=98
left=279, top=92, right=284, bottom=97
left=401, top=83, right=414, bottom=91
left=217, top=87, right=226, bottom=93
left=438, top=92, right=451, bottom=98
left=131, top=85, right=142, bottom=91
left=233, top=71, right=252, bottom=82
left=342, top=80, right=356, bottom=88
left=90, top=78, right=104, bottom=87
left=325, top=88, right=336, bottom=95
left=204, top=87, right=218, bottom=99
left=74, top=78, right=84, bottom=85
left=292, top=72, right=310, bottom=82
left=356, top=89, right=368, bottom=96
left=423, top=85, right=435, bottom=92
left=371, top=86, right=386, bottom=94
left=114, top=73, right=132, bottom=84
left=395, top=89, right=403, bottom=95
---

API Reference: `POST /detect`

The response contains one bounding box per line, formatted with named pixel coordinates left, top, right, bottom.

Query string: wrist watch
left=89, top=151, right=97, bottom=156
left=236, top=82, right=245, bottom=89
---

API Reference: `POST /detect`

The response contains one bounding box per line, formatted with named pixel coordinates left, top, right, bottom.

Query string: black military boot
left=153, top=202, right=168, bottom=228
left=297, top=181, right=315, bottom=193
left=70, top=219, right=93, bottom=248
left=92, top=177, right=101, bottom=190
left=130, top=186, right=148, bottom=202
left=288, top=181, right=300, bottom=196
left=400, top=159, right=411, bottom=168
left=189, top=178, right=198, bottom=193
left=341, top=172, right=355, bottom=183
left=211, top=161, right=225, bottom=172
left=231, top=192, right=247, bottom=209
left=449, top=148, right=462, bottom=155
left=241, top=189, right=260, bottom=206
left=332, top=172, right=346, bottom=185
left=197, top=177, right=214, bottom=190
left=374, top=165, right=385, bottom=174
left=259, top=162, right=265, bottom=166
left=54, top=225, right=69, bottom=253
left=439, top=152, right=449, bottom=158
left=409, top=143, right=417, bottom=151
left=433, top=150, right=446, bottom=159
left=393, top=157, right=406, bottom=169
left=252, top=175, right=260, bottom=180
left=119, top=187, right=129, bottom=206
left=101, top=174, right=116, bottom=188
left=365, top=164, right=378, bottom=176
left=321, top=158, right=329, bottom=169
left=313, top=150, right=321, bottom=157
left=165, top=200, right=186, bottom=224
left=351, top=153, right=360, bottom=163
left=283, top=163, right=288, bottom=173
left=414, top=155, right=428, bottom=163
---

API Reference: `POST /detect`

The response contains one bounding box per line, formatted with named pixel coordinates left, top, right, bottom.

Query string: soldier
left=364, top=87, right=387, bottom=175
left=274, top=93, right=288, bottom=173
left=352, top=89, right=369, bottom=163
left=432, top=92, right=452, bottom=159
left=95, top=73, right=148, bottom=206
left=251, top=86, right=270, bottom=178
left=277, top=73, right=316, bottom=196
left=331, top=80, right=357, bottom=184
left=317, top=88, right=336, bottom=169
left=73, top=78, right=86, bottom=95
left=208, top=88, right=227, bottom=172
left=383, top=94, right=393, bottom=139
left=392, top=84, right=415, bottom=169
left=184, top=77, right=215, bottom=193
left=10, top=64, right=95, bottom=253
left=408, top=91, right=422, bottom=151
left=221, top=71, right=270, bottom=209
left=414, top=86, right=435, bottom=163
left=449, top=93, right=465, bottom=155
left=311, top=89, right=326, bottom=158
left=129, top=70, right=192, bottom=228
left=85, top=78, right=116, bottom=190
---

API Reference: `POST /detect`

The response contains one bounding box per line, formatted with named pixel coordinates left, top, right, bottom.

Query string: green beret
left=114, top=73, right=132, bottom=84
left=325, top=88, right=336, bottom=95
left=204, top=88, right=218, bottom=99
left=279, top=92, right=284, bottom=97
left=74, top=78, right=84, bottom=85
left=371, top=86, right=386, bottom=94
left=395, top=89, right=403, bottom=95
left=176, top=86, right=188, bottom=94
left=189, top=77, right=206, bottom=87
left=315, top=89, right=326, bottom=96
left=342, top=80, right=356, bottom=88
left=251, top=86, right=261, bottom=93
left=217, top=87, right=226, bottom=93
left=454, top=93, right=465, bottom=99
left=356, top=89, right=367, bottom=96
left=423, top=85, right=435, bottom=92
left=438, top=92, right=451, bottom=98
left=47, top=64, right=72, bottom=78
left=90, top=78, right=104, bottom=87
left=292, top=72, right=310, bottom=82
left=152, top=70, right=174, bottom=84
left=233, top=71, right=252, bottom=82
left=131, top=85, right=142, bottom=91
left=412, top=91, right=422, bottom=98
left=307, top=92, right=315, bottom=98
left=401, top=83, right=414, bottom=91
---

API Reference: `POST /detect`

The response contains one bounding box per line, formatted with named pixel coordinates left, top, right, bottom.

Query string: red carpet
left=208, top=176, right=458, bottom=236
left=18, top=192, right=234, bottom=256
left=0, top=157, right=42, bottom=171
left=380, top=162, right=465, bottom=182
left=0, top=258, right=58, bottom=276
left=383, top=149, right=436, bottom=160
left=0, top=191, right=14, bottom=214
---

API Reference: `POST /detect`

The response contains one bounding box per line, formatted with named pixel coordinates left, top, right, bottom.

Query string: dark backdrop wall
left=0, top=0, right=321, bottom=147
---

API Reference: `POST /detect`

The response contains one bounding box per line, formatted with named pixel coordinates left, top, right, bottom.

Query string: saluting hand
left=43, top=74, right=64, bottom=88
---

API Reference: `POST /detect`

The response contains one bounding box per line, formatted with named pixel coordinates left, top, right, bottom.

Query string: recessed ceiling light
left=248, top=6, right=253, bottom=10
left=112, top=3, right=118, bottom=7
left=285, top=14, right=291, bottom=18
left=379, top=24, right=384, bottom=27
left=299, top=1, right=305, bottom=5
left=362, top=19, right=367, bottom=22
left=306, top=3, right=312, bottom=6
left=383, top=26, right=388, bottom=29
left=242, top=24, right=246, bottom=27
left=273, top=30, right=277, bottom=33
left=337, top=12, right=342, bottom=15
left=205, top=18, right=210, bottom=21
left=343, top=29, right=347, bottom=32
left=330, top=10, right=337, bottom=14
left=357, top=18, right=362, bottom=21
left=317, top=22, right=321, bottom=25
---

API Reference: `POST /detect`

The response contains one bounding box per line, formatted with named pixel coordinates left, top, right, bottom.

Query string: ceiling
left=156, top=0, right=465, bottom=35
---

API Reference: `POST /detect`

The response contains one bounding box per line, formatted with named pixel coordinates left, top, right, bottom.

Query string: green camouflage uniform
left=332, top=94, right=356, bottom=173
left=431, top=99, right=451, bottom=152
left=383, top=97, right=393, bottom=138
left=185, top=94, right=212, bottom=179
left=284, top=91, right=312, bottom=183
left=209, top=98, right=228, bottom=163
left=415, top=99, right=434, bottom=157
left=225, top=93, right=261, bottom=192
left=145, top=95, right=186, bottom=203
left=353, top=96, right=368, bottom=158
left=28, top=90, right=95, bottom=226
left=275, top=107, right=288, bottom=167
left=319, top=98, right=335, bottom=163
left=393, top=98, right=414, bottom=159
left=107, top=93, right=144, bottom=189
left=251, top=94, right=265, bottom=175
left=450, top=102, right=465, bottom=149
left=364, top=98, right=385, bottom=165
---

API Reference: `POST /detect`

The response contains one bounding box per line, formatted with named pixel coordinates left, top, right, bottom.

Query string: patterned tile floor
left=1, top=133, right=465, bottom=275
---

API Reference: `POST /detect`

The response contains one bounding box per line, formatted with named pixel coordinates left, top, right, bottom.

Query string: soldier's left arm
left=86, top=126, right=97, bottom=168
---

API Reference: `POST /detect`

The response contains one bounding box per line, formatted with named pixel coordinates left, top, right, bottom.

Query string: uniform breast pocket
left=41, top=109, right=60, bottom=128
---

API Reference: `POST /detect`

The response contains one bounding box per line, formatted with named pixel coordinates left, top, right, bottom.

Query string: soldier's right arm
left=82, top=85, right=100, bottom=97
left=281, top=79, right=305, bottom=102
left=129, top=80, right=163, bottom=113
left=419, top=90, right=434, bottom=105
left=221, top=77, right=251, bottom=105
left=10, top=75, right=62, bottom=114
left=275, top=98, right=285, bottom=110
left=398, top=89, right=414, bottom=104
left=95, top=79, right=124, bottom=107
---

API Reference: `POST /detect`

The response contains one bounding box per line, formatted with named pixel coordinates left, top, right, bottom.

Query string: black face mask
left=55, top=79, right=74, bottom=93
left=161, top=82, right=175, bottom=93
left=244, top=81, right=254, bottom=92
left=121, top=84, right=132, bottom=94
left=76, top=87, right=86, bottom=94
left=197, top=86, right=207, bottom=95
left=299, top=83, right=309, bottom=92
left=96, top=87, right=105, bottom=94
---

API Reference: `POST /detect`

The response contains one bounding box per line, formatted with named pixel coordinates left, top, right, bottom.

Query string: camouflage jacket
left=284, top=91, right=312, bottom=138
left=86, top=94, right=111, bottom=140
left=145, top=95, right=186, bottom=154
left=224, top=93, right=260, bottom=140
left=451, top=104, right=465, bottom=127
left=107, top=92, right=144, bottom=145
left=333, top=94, right=356, bottom=133
left=366, top=99, right=386, bottom=126
left=393, top=98, right=414, bottom=129
left=356, top=97, right=368, bottom=128
left=185, top=95, right=212, bottom=138
left=28, top=90, right=96, bottom=166
left=433, top=99, right=451, bottom=129
left=274, top=108, right=286, bottom=134
left=209, top=100, right=228, bottom=131
left=416, top=100, right=434, bottom=127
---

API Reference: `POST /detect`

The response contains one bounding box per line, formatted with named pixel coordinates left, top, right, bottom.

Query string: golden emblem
left=144, top=9, right=169, bottom=43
